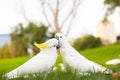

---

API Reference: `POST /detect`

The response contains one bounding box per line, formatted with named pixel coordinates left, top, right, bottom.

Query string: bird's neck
left=60, top=41, right=74, bottom=56
left=60, top=41, right=87, bottom=61
left=61, top=41, right=73, bottom=49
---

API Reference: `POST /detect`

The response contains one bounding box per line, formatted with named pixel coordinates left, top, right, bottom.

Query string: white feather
left=55, top=33, right=112, bottom=73
left=5, top=39, right=58, bottom=79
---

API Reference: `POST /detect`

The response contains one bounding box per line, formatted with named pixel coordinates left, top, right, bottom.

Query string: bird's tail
left=3, top=70, right=18, bottom=79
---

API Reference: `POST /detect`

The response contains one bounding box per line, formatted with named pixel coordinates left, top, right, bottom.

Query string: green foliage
left=104, top=0, right=120, bottom=15
left=73, top=35, right=103, bottom=51
left=104, top=0, right=120, bottom=8
left=0, top=43, right=10, bottom=58
left=24, top=23, right=50, bottom=44
left=0, top=41, right=24, bottom=58
left=9, top=41, right=17, bottom=58
left=10, top=22, right=54, bottom=57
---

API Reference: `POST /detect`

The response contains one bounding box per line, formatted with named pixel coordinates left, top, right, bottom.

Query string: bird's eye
left=60, top=36, right=62, bottom=38
left=53, top=45, right=56, bottom=47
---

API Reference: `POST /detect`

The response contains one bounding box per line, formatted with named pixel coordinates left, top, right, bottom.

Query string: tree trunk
left=54, top=15, right=60, bottom=32
left=54, top=0, right=61, bottom=33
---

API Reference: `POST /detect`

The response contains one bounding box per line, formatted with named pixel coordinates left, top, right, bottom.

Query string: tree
left=10, top=22, right=54, bottom=57
left=40, top=0, right=81, bottom=36
left=10, top=23, right=28, bottom=56
left=10, top=41, right=17, bottom=58
left=104, top=0, right=120, bottom=16
left=0, top=43, right=10, bottom=58
left=16, top=0, right=81, bottom=36
left=73, top=35, right=103, bottom=51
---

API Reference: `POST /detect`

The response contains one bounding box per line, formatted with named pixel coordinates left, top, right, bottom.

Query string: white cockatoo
left=55, top=33, right=112, bottom=74
left=5, top=38, right=59, bottom=79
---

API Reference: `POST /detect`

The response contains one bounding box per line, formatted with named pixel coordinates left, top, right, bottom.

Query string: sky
left=0, top=0, right=120, bottom=38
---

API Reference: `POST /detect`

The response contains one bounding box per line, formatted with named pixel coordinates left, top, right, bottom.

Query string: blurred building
left=96, top=20, right=117, bottom=45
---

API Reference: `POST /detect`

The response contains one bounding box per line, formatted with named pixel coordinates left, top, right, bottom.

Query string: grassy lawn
left=0, top=56, right=31, bottom=74
left=0, top=70, right=114, bottom=80
left=81, top=44, right=120, bottom=66
left=0, top=44, right=120, bottom=80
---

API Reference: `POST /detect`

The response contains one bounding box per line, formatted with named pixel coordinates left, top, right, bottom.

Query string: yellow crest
left=34, top=42, right=49, bottom=49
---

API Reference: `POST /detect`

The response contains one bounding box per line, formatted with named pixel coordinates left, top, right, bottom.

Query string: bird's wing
left=5, top=53, right=54, bottom=78
left=63, top=48, right=108, bottom=72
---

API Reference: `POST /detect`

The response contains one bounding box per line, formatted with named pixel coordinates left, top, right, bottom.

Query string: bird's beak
left=55, top=36, right=60, bottom=49
left=56, top=40, right=60, bottom=49
left=55, top=36, right=59, bottom=40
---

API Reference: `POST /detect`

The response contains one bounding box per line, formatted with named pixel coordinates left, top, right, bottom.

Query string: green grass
left=0, top=44, right=120, bottom=80
left=80, top=44, right=120, bottom=66
left=0, top=70, right=114, bottom=80
left=0, top=56, right=31, bottom=74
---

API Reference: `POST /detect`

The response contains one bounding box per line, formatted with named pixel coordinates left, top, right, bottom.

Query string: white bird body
left=60, top=44, right=106, bottom=73
left=5, top=39, right=58, bottom=78
left=55, top=33, right=111, bottom=73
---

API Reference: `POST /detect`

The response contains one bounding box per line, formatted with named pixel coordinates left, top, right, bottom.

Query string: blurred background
left=0, top=0, right=120, bottom=75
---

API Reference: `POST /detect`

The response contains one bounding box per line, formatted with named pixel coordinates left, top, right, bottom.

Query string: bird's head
left=34, top=38, right=59, bottom=49
left=55, top=33, right=67, bottom=48
left=55, top=32, right=66, bottom=40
